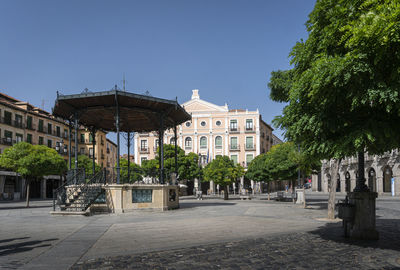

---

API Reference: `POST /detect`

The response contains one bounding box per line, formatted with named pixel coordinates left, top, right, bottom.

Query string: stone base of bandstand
left=104, top=184, right=179, bottom=213
left=348, top=191, right=379, bottom=240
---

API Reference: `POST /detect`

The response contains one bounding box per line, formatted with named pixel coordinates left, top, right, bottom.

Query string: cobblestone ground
left=72, top=215, right=400, bottom=270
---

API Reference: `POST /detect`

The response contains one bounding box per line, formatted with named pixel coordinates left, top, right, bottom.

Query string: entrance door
left=383, top=167, right=392, bottom=193
left=368, top=169, right=376, bottom=192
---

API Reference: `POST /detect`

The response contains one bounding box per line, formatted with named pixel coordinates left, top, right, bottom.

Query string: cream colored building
left=134, top=90, right=274, bottom=168
left=0, top=92, right=117, bottom=200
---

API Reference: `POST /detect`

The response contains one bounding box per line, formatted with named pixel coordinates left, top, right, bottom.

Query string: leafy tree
left=0, top=142, right=67, bottom=207
left=71, top=154, right=101, bottom=176
left=203, top=156, right=244, bottom=200
left=268, top=0, right=400, bottom=218
left=155, top=144, right=186, bottom=181
left=178, top=152, right=202, bottom=182
left=141, top=159, right=159, bottom=179
left=119, top=158, right=143, bottom=183
left=245, top=154, right=272, bottom=199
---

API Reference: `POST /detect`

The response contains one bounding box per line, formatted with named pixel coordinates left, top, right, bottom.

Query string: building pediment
left=182, top=90, right=228, bottom=113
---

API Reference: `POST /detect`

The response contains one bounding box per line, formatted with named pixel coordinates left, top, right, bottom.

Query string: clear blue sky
left=0, top=0, right=315, bottom=154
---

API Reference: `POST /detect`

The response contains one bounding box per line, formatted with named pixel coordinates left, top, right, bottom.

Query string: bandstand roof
left=53, top=90, right=191, bottom=132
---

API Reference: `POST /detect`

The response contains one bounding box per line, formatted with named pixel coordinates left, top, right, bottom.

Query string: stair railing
left=52, top=168, right=85, bottom=211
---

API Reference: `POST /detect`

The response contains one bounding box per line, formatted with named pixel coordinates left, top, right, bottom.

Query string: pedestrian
left=285, top=184, right=288, bottom=192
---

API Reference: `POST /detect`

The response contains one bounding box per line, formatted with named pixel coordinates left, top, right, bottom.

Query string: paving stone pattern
left=71, top=222, right=400, bottom=270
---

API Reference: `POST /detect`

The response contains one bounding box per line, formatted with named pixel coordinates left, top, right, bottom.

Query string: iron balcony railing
left=26, top=123, right=36, bottom=131
left=13, top=120, right=24, bottom=129
left=245, top=126, right=255, bottom=133
left=229, top=127, right=240, bottom=133
left=229, top=144, right=240, bottom=151
left=244, top=144, right=256, bottom=150
left=140, top=147, right=150, bottom=154
left=1, top=137, right=15, bottom=146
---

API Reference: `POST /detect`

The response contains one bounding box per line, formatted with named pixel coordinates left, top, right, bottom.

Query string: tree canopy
left=245, top=154, right=270, bottom=183
left=119, top=158, right=143, bottom=183
left=203, top=156, right=244, bottom=200
left=72, top=155, right=101, bottom=175
left=268, top=0, right=400, bottom=159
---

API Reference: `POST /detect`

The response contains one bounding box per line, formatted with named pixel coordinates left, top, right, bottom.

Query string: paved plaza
left=0, top=192, right=399, bottom=269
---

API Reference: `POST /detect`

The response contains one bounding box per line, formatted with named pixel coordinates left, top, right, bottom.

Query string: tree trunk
left=267, top=182, right=270, bottom=200
left=327, top=159, right=341, bottom=219
left=26, top=179, right=30, bottom=208
left=223, top=185, right=229, bottom=200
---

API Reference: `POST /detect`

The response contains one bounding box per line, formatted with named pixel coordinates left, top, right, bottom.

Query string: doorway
left=368, top=168, right=376, bottom=192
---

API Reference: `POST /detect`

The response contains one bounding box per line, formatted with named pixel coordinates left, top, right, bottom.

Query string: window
left=4, top=111, right=12, bottom=125
left=15, top=114, right=23, bottom=128
left=215, top=136, right=222, bottom=149
left=89, top=134, right=93, bottom=143
left=48, top=123, right=52, bottom=135
left=230, top=120, right=238, bottom=131
left=200, top=121, right=206, bottom=127
left=27, top=116, right=33, bottom=129
left=16, top=133, right=23, bottom=143
left=80, top=134, right=85, bottom=143
left=141, top=157, right=148, bottom=163
left=27, top=134, right=32, bottom=144
left=216, top=155, right=222, bottom=159
left=4, top=130, right=12, bottom=141
left=80, top=147, right=85, bottom=154
left=246, top=154, right=254, bottom=166
left=72, top=146, right=75, bottom=154
left=200, top=136, right=207, bottom=149
left=47, top=139, right=52, bottom=148
left=140, top=140, right=148, bottom=150
left=246, top=137, right=254, bottom=149
left=64, top=129, right=68, bottom=138
left=155, top=139, right=159, bottom=147
left=231, top=155, right=238, bottom=164
left=246, top=119, right=253, bottom=130
left=170, top=137, right=176, bottom=145
left=185, top=122, right=191, bottom=127
left=230, top=137, right=238, bottom=149
left=185, top=137, right=192, bottom=148
left=56, top=126, right=61, bottom=137
left=89, top=148, right=94, bottom=158
left=38, top=119, right=44, bottom=132
left=38, top=136, right=44, bottom=145
left=216, top=120, right=221, bottom=126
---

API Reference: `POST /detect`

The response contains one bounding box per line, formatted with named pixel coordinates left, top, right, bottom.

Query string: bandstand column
left=159, top=114, right=165, bottom=184
left=74, top=112, right=79, bottom=184
left=115, top=95, right=120, bottom=184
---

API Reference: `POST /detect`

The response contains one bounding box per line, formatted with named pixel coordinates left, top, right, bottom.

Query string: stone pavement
left=0, top=193, right=399, bottom=269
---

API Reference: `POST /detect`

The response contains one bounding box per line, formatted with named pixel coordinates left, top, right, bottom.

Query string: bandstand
left=51, top=88, right=191, bottom=214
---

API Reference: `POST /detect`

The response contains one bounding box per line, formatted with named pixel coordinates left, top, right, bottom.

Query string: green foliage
left=203, top=156, right=244, bottom=187
left=72, top=155, right=101, bottom=175
left=245, top=154, right=270, bottom=182
left=178, top=152, right=202, bottom=181
left=264, top=143, right=298, bottom=181
left=269, top=0, right=400, bottom=159
left=0, top=142, right=67, bottom=178
left=156, top=144, right=186, bottom=180
left=119, top=158, right=143, bottom=183
left=141, top=159, right=159, bottom=178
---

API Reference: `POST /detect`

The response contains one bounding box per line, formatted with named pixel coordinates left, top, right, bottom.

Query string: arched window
left=170, top=137, right=176, bottom=145
left=200, top=136, right=207, bottom=149
left=215, top=136, right=222, bottom=149
left=184, top=137, right=192, bottom=149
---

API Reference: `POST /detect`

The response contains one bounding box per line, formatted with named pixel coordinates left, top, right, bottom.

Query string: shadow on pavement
left=180, top=202, right=236, bottom=209
left=0, top=205, right=52, bottom=210
left=0, top=237, right=30, bottom=244
left=308, top=218, right=400, bottom=252
left=0, top=238, right=58, bottom=256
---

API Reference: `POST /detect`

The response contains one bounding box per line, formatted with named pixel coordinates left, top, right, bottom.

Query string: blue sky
left=0, top=0, right=315, bottom=154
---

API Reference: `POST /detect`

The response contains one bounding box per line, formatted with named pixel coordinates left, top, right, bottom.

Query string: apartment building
left=0, top=92, right=117, bottom=200
left=134, top=90, right=274, bottom=168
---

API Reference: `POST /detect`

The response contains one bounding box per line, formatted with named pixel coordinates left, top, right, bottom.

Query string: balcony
left=229, top=144, right=240, bottom=151
left=1, top=137, right=15, bottom=146
left=245, top=126, right=255, bottom=133
left=138, top=133, right=149, bottom=137
left=229, top=127, right=240, bottom=134
left=37, top=126, right=46, bottom=134
left=139, top=147, right=150, bottom=154
left=107, top=148, right=110, bottom=154
left=26, top=123, right=36, bottom=131
left=13, top=120, right=24, bottom=129
left=245, top=144, right=256, bottom=151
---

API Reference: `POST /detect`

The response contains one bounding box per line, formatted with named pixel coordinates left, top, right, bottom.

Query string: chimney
left=191, top=89, right=200, bottom=100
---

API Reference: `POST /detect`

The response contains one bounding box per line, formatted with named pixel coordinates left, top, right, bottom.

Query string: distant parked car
left=304, top=183, right=311, bottom=189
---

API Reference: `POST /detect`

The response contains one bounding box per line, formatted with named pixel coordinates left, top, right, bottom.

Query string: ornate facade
left=313, top=150, right=400, bottom=196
